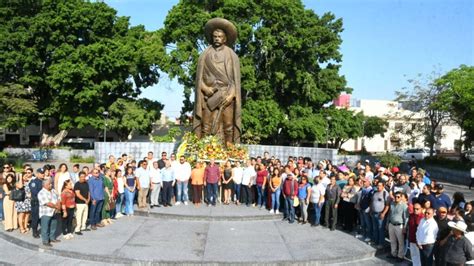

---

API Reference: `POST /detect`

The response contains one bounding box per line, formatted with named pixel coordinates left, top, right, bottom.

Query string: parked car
left=61, top=138, right=95, bottom=150
left=402, top=148, right=436, bottom=160
left=462, top=150, right=474, bottom=161
left=390, top=149, right=405, bottom=157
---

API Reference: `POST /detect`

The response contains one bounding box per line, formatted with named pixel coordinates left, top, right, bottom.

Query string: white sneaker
left=364, top=237, right=371, bottom=242
left=116, top=213, right=123, bottom=218
left=275, top=210, right=280, bottom=214
left=63, top=234, right=70, bottom=240
left=184, top=201, right=188, bottom=206
left=269, top=209, right=274, bottom=214
left=355, top=234, right=363, bottom=239
left=68, top=233, right=74, bottom=238
left=175, top=202, right=181, bottom=206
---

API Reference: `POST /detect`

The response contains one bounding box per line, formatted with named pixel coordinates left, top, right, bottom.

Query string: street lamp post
left=103, top=111, right=109, bottom=142
left=326, top=116, right=332, bottom=149
left=38, top=112, right=44, bottom=134
left=362, top=120, right=366, bottom=153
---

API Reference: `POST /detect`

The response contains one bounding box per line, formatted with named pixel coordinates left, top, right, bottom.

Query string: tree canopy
left=436, top=65, right=474, bottom=149
left=160, top=0, right=348, bottom=144
left=0, top=0, right=165, bottom=138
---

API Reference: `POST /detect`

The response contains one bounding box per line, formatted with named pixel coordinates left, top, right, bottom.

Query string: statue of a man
left=193, top=18, right=241, bottom=144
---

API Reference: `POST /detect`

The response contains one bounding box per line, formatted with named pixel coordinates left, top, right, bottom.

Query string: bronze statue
left=192, top=18, right=241, bottom=144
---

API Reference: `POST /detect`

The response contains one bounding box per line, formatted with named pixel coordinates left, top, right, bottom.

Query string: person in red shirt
left=256, top=164, right=268, bottom=209
left=408, top=202, right=424, bottom=266
left=204, top=159, right=221, bottom=206
left=282, top=169, right=298, bottom=224
left=61, top=180, right=76, bottom=240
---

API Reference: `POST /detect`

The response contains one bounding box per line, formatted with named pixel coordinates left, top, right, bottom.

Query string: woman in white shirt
left=309, top=177, right=325, bottom=226
left=55, top=163, right=71, bottom=195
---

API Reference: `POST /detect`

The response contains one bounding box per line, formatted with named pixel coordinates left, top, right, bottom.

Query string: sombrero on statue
left=204, top=17, right=238, bottom=46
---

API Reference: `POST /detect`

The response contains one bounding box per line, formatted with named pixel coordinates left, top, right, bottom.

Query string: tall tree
left=0, top=0, right=165, bottom=141
left=363, top=116, right=388, bottom=138
left=160, top=0, right=347, bottom=144
left=0, top=83, right=37, bottom=130
left=396, top=71, right=450, bottom=156
left=436, top=65, right=474, bottom=150
left=325, top=108, right=364, bottom=149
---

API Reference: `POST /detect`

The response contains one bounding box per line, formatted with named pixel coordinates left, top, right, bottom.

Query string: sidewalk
left=0, top=214, right=377, bottom=265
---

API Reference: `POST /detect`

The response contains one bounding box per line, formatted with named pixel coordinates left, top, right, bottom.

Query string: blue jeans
left=124, top=190, right=135, bottom=215
left=0, top=198, right=3, bottom=220
left=257, top=185, right=265, bottom=207
left=371, top=212, right=386, bottom=245
left=206, top=183, right=218, bottom=205
left=419, top=244, right=434, bottom=266
left=313, top=202, right=323, bottom=225
left=115, top=193, right=124, bottom=214
left=234, top=183, right=241, bottom=202
left=89, top=200, right=104, bottom=225
left=271, top=189, right=281, bottom=211
left=284, top=197, right=295, bottom=222
left=176, top=181, right=189, bottom=202
left=361, top=211, right=372, bottom=239
left=40, top=215, right=58, bottom=243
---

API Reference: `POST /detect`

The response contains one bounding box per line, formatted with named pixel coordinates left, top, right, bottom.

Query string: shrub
left=70, top=155, right=95, bottom=163
left=376, top=152, right=402, bottom=169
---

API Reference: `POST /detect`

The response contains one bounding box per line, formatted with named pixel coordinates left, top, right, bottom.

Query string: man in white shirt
left=416, top=207, right=439, bottom=266
left=232, top=160, right=244, bottom=204
left=319, top=171, right=330, bottom=189
left=145, top=151, right=157, bottom=171
left=38, top=178, right=60, bottom=247
left=135, top=161, right=151, bottom=209
left=174, top=156, right=192, bottom=205
left=149, top=161, right=161, bottom=208
left=241, top=160, right=256, bottom=207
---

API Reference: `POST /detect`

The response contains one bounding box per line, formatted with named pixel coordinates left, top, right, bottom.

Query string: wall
left=95, top=142, right=338, bottom=164
left=4, top=148, right=94, bottom=161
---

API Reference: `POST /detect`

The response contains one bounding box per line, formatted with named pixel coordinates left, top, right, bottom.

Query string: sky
left=105, top=0, right=474, bottom=118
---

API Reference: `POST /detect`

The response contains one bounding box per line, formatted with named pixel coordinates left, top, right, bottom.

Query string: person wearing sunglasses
left=408, top=202, right=425, bottom=266
left=387, top=191, right=409, bottom=263
left=416, top=207, right=439, bottom=266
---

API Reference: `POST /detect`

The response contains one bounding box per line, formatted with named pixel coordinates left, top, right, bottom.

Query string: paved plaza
left=1, top=204, right=379, bottom=265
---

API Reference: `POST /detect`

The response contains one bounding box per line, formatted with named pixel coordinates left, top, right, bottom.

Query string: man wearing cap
left=433, top=184, right=451, bottom=210
left=193, top=17, right=241, bottom=144
left=441, top=221, right=473, bottom=265
left=29, top=168, right=45, bottom=238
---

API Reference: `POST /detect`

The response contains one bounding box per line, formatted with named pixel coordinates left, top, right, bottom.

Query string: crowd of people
left=1, top=151, right=473, bottom=265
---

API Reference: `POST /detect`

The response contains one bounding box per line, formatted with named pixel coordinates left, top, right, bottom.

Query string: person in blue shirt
left=87, top=169, right=104, bottom=230
left=433, top=184, right=451, bottom=211
left=29, top=168, right=45, bottom=238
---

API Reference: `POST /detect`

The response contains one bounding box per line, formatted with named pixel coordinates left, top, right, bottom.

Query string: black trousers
left=324, top=199, right=338, bottom=230
left=242, top=185, right=252, bottom=205
left=162, top=181, right=173, bottom=205
left=31, top=203, right=40, bottom=234
left=62, top=208, right=75, bottom=235
left=341, top=201, right=356, bottom=232
left=469, top=178, right=474, bottom=189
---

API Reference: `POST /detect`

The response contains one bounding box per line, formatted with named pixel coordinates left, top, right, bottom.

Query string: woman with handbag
left=101, top=169, right=114, bottom=225
left=16, top=170, right=33, bottom=233
left=2, top=173, right=18, bottom=232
